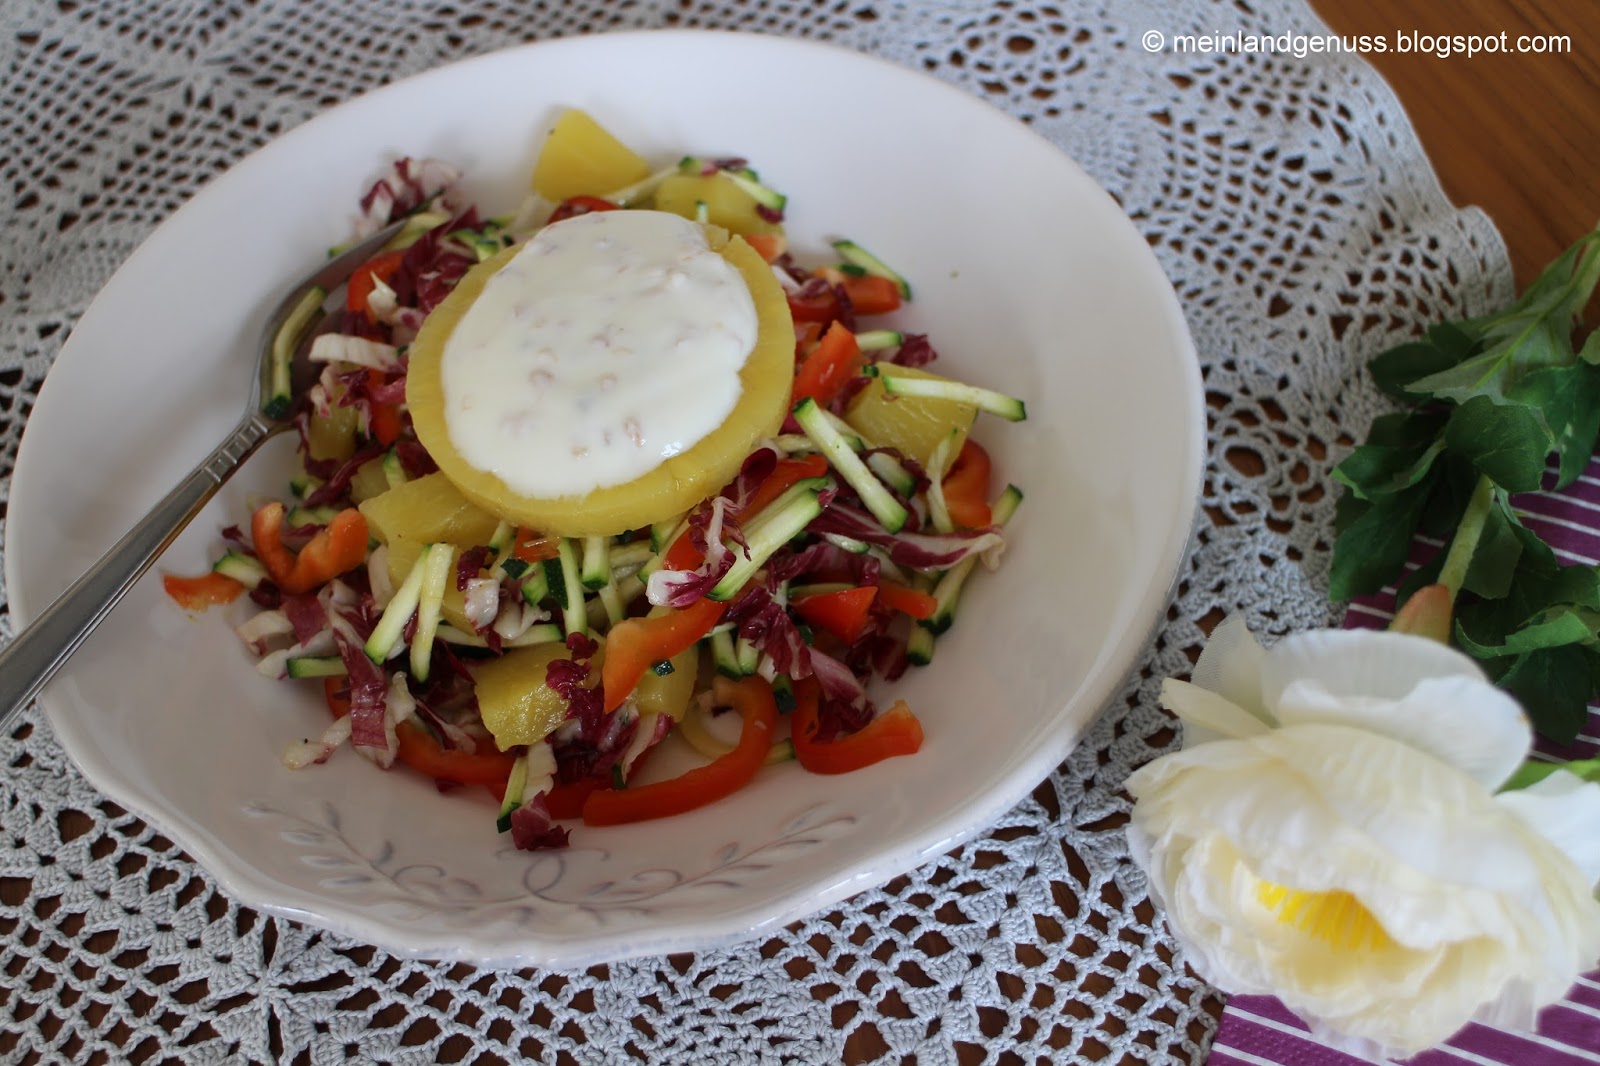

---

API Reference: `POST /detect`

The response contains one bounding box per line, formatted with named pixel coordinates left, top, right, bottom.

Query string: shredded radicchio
left=509, top=792, right=570, bottom=851
left=808, top=502, right=1003, bottom=569
left=726, top=444, right=779, bottom=510
left=282, top=594, right=326, bottom=646
left=334, top=365, right=408, bottom=408
left=392, top=439, right=439, bottom=479
left=388, top=213, right=480, bottom=315
left=547, top=634, right=603, bottom=736
left=646, top=496, right=748, bottom=608
left=455, top=546, right=490, bottom=592
left=765, top=541, right=880, bottom=588
left=356, top=157, right=463, bottom=235
left=727, top=585, right=811, bottom=677
left=332, top=628, right=389, bottom=753
left=889, top=333, right=939, bottom=368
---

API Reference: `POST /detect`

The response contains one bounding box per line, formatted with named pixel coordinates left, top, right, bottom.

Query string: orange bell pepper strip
left=512, top=529, right=562, bottom=564
left=601, top=597, right=728, bottom=713
left=841, top=274, right=902, bottom=316
left=792, top=585, right=878, bottom=644
left=251, top=501, right=370, bottom=595
left=162, top=571, right=245, bottom=611
left=942, top=439, right=993, bottom=529
left=742, top=232, right=788, bottom=263
left=582, top=675, right=777, bottom=826
left=323, top=678, right=516, bottom=788
left=346, top=248, right=407, bottom=323
left=790, top=677, right=924, bottom=775
left=790, top=321, right=863, bottom=409
left=876, top=581, right=937, bottom=621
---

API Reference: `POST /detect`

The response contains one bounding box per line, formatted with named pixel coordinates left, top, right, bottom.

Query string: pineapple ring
left=406, top=223, right=794, bottom=537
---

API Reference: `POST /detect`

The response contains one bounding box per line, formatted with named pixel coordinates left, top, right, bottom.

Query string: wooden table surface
left=1315, top=0, right=1600, bottom=289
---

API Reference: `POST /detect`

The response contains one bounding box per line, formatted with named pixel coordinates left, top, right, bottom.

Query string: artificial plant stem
left=1438, top=474, right=1496, bottom=600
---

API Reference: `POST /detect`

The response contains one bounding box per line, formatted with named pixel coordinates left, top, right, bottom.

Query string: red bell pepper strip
left=660, top=454, right=829, bottom=573
left=787, top=286, right=841, bottom=325
left=251, top=501, right=370, bottom=595
left=582, top=676, right=777, bottom=826
left=942, top=439, right=993, bottom=529
left=547, top=195, right=619, bottom=224
left=359, top=369, right=405, bottom=446
left=162, top=571, right=245, bottom=611
left=661, top=528, right=704, bottom=572
left=792, top=585, right=878, bottom=644
left=790, top=678, right=924, bottom=775
left=876, top=581, right=937, bottom=621
left=601, top=597, right=728, bottom=713
left=346, top=248, right=407, bottom=323
left=740, top=453, right=827, bottom=518
left=546, top=778, right=604, bottom=820
left=323, top=678, right=517, bottom=788
left=841, top=274, right=902, bottom=315
left=790, top=321, right=863, bottom=409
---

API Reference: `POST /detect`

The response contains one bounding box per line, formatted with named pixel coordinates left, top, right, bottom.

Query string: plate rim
left=7, top=27, right=1204, bottom=967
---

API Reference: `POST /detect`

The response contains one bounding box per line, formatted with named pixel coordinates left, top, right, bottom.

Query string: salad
left=163, top=111, right=1025, bottom=851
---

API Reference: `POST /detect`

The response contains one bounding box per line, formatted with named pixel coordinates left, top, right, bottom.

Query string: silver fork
left=0, top=219, right=407, bottom=728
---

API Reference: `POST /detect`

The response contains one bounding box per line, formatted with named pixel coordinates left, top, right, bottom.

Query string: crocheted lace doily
left=0, top=0, right=1507, bottom=1062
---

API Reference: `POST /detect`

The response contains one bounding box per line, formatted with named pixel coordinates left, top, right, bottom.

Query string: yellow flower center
left=1255, top=879, right=1395, bottom=953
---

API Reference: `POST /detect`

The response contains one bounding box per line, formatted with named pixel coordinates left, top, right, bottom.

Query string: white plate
left=7, top=30, right=1202, bottom=968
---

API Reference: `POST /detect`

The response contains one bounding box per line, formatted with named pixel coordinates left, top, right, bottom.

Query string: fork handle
left=0, top=413, right=282, bottom=728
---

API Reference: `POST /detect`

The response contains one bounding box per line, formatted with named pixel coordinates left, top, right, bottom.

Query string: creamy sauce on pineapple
left=439, top=210, right=757, bottom=497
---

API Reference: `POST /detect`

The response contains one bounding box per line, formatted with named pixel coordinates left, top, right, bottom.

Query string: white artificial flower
left=1126, top=615, right=1600, bottom=1058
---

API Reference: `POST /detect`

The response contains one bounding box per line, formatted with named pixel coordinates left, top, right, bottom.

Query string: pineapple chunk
left=651, top=173, right=782, bottom=237
left=358, top=472, right=501, bottom=547
left=844, top=365, right=978, bottom=468
left=631, top=646, right=698, bottom=721
left=472, top=642, right=595, bottom=748
left=531, top=109, right=651, bottom=201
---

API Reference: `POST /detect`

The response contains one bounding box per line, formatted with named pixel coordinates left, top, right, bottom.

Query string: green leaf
left=1369, top=341, right=1466, bottom=402
left=1426, top=320, right=1481, bottom=362
left=1333, top=488, right=1370, bottom=536
left=1332, top=438, right=1445, bottom=501
left=1404, top=228, right=1600, bottom=405
left=1497, top=644, right=1593, bottom=745
left=1505, top=360, right=1600, bottom=489
left=1454, top=604, right=1600, bottom=657
left=1328, top=483, right=1428, bottom=600
left=1501, top=756, right=1600, bottom=792
left=1458, top=490, right=1523, bottom=600
left=1417, top=453, right=1479, bottom=539
left=1337, top=409, right=1452, bottom=502
left=1441, top=396, right=1554, bottom=493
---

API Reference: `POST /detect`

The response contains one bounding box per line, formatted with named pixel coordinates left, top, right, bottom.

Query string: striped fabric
left=1208, top=461, right=1600, bottom=1064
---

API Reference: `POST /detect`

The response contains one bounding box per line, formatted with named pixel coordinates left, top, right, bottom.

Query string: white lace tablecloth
left=0, top=1, right=1509, bottom=1062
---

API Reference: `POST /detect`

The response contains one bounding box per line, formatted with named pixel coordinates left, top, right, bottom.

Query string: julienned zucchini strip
left=793, top=397, right=907, bottom=533
left=924, top=484, right=1024, bottom=634
left=865, top=366, right=1027, bottom=422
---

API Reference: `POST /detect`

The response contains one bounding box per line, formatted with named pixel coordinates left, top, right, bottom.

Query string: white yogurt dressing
left=439, top=210, right=757, bottom=497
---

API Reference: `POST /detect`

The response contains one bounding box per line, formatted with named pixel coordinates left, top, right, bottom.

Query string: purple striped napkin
left=1208, top=459, right=1600, bottom=1065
